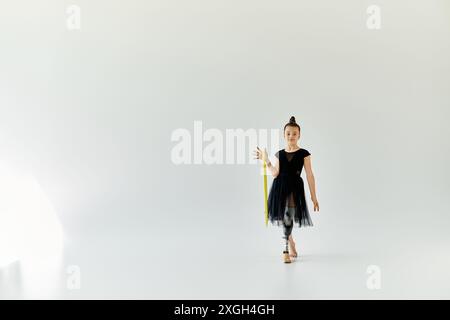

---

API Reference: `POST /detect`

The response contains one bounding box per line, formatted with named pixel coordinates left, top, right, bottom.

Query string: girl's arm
left=253, top=147, right=279, bottom=178
left=266, top=156, right=279, bottom=178
left=303, top=155, right=320, bottom=211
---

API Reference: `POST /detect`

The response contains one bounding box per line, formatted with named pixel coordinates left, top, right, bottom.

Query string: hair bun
left=289, top=116, right=296, bottom=123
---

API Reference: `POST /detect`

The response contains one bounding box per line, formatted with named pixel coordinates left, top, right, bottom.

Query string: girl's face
left=284, top=126, right=300, bottom=145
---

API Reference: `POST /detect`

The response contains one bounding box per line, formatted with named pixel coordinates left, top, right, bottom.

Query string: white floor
left=1, top=219, right=450, bottom=300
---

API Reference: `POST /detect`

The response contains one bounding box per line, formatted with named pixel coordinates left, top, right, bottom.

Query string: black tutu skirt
left=267, top=173, right=313, bottom=228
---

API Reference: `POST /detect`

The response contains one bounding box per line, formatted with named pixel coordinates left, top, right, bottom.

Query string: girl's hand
left=311, top=197, right=319, bottom=212
left=253, top=146, right=269, bottom=163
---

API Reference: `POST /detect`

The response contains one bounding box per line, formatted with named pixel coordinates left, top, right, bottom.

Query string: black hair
left=283, top=116, right=301, bottom=133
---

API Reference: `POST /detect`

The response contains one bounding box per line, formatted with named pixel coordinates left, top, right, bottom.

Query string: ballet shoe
left=283, top=250, right=292, bottom=263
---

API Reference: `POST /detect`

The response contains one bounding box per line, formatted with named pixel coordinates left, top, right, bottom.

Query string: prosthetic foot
left=283, top=250, right=292, bottom=263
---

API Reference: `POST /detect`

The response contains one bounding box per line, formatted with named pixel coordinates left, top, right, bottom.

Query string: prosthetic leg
left=282, top=206, right=295, bottom=263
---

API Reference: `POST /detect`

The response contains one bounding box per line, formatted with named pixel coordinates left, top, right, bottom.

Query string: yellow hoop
left=263, top=160, right=269, bottom=226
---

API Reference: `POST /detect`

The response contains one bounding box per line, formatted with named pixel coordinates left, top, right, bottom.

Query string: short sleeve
left=275, top=151, right=280, bottom=159
left=303, top=149, right=311, bottom=157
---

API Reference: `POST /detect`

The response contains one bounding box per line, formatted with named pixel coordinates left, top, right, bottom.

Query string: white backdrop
left=1, top=0, right=449, bottom=299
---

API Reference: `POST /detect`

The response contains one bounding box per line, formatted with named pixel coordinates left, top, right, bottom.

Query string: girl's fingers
left=253, top=147, right=264, bottom=159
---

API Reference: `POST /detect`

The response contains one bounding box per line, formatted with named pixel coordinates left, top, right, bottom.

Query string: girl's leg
left=288, top=234, right=298, bottom=257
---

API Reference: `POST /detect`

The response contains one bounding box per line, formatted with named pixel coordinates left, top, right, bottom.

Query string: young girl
left=254, top=116, right=319, bottom=263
